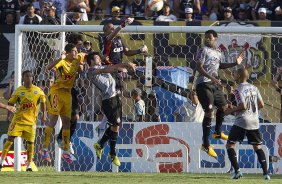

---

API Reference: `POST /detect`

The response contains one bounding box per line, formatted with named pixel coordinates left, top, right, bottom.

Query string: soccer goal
left=12, top=23, right=282, bottom=173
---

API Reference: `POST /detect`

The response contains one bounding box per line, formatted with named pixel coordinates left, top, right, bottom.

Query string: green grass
left=0, top=172, right=281, bottom=184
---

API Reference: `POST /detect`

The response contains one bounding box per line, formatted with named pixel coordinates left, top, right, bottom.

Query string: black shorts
left=196, top=82, right=227, bottom=112
left=102, top=95, right=122, bottom=126
left=227, top=125, right=263, bottom=145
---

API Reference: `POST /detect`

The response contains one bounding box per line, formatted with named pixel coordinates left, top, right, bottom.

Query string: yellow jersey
left=9, top=85, right=46, bottom=126
left=51, top=53, right=85, bottom=91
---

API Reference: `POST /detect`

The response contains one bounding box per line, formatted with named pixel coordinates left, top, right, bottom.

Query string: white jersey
left=87, top=65, right=116, bottom=100
left=175, top=101, right=204, bottom=123
left=234, top=82, right=262, bottom=130
left=195, top=46, right=226, bottom=85
left=134, top=99, right=145, bottom=121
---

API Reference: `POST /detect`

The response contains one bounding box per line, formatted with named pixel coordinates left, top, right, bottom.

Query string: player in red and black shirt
left=102, top=18, right=148, bottom=90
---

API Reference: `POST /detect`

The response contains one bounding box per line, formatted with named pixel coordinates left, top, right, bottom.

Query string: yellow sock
left=1, top=140, right=13, bottom=163
left=62, top=129, right=70, bottom=151
left=26, top=143, right=34, bottom=163
left=43, top=126, right=53, bottom=149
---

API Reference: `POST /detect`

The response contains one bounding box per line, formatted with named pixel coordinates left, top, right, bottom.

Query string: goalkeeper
left=96, top=17, right=148, bottom=131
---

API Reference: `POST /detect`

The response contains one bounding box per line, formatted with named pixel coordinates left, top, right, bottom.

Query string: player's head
left=205, top=30, right=218, bottom=48
left=67, top=33, right=84, bottom=52
left=86, top=52, right=102, bottom=66
left=234, top=66, right=249, bottom=83
left=131, top=88, right=142, bottom=100
left=65, top=43, right=78, bottom=59
left=103, top=23, right=114, bottom=36
left=22, top=70, right=33, bottom=86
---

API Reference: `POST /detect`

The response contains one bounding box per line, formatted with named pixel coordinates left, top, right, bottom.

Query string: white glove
left=120, top=17, right=134, bottom=28
left=139, top=45, right=148, bottom=54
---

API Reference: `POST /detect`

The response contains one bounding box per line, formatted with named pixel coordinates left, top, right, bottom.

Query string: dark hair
left=86, top=51, right=101, bottom=66
left=95, top=7, right=103, bottom=13
left=22, top=70, right=32, bottom=77
left=205, top=30, right=218, bottom=38
left=27, top=3, right=34, bottom=9
left=65, top=43, right=76, bottom=52
left=67, top=33, right=84, bottom=45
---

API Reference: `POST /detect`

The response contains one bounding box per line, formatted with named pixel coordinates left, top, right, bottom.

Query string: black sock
left=99, top=127, right=111, bottom=148
left=256, top=149, right=268, bottom=175
left=215, top=110, right=224, bottom=134
left=109, top=131, right=118, bottom=156
left=227, top=147, right=240, bottom=173
left=70, top=119, right=77, bottom=137
left=202, top=116, right=212, bottom=148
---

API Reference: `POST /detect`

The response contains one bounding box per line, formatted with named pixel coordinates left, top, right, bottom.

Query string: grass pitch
left=0, top=172, right=281, bottom=184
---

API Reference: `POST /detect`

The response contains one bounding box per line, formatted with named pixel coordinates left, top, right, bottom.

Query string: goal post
left=14, top=24, right=282, bottom=172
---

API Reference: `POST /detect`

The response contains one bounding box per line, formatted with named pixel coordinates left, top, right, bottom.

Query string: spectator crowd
left=0, top=0, right=282, bottom=26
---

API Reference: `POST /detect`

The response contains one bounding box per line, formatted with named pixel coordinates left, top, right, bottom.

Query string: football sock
left=27, top=142, right=34, bottom=163
left=43, top=126, right=53, bottom=149
left=256, top=149, right=268, bottom=175
left=1, top=140, right=13, bottom=165
left=70, top=119, right=77, bottom=137
left=202, top=116, right=212, bottom=148
left=215, top=110, right=224, bottom=134
left=227, top=147, right=240, bottom=173
left=62, top=129, right=70, bottom=151
left=99, top=127, right=111, bottom=148
left=109, top=130, right=118, bottom=156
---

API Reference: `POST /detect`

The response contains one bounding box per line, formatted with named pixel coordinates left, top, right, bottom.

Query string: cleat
left=231, top=170, right=243, bottom=179
left=62, top=151, right=73, bottom=164
left=57, top=137, right=74, bottom=155
left=40, top=149, right=51, bottom=162
left=26, top=168, right=33, bottom=171
left=212, top=132, right=228, bottom=140
left=264, top=174, right=270, bottom=180
left=201, top=145, right=217, bottom=158
left=94, top=143, right=103, bottom=160
left=108, top=154, right=121, bottom=166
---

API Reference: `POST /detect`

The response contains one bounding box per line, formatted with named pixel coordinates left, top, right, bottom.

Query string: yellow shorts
left=7, top=121, right=36, bottom=142
left=47, top=88, right=72, bottom=118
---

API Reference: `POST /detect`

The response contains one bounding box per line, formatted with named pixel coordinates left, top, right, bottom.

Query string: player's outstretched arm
left=0, top=103, right=16, bottom=113
left=106, top=17, right=134, bottom=42
left=220, top=52, right=244, bottom=69
left=124, top=45, right=148, bottom=56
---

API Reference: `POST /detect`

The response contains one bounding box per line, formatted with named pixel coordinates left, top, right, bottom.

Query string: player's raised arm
left=47, top=51, right=66, bottom=70
left=104, top=17, right=134, bottom=42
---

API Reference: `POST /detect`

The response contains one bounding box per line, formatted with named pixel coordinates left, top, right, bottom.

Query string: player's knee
left=71, top=113, right=79, bottom=122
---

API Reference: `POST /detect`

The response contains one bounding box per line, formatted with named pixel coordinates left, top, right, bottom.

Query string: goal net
left=12, top=24, right=282, bottom=173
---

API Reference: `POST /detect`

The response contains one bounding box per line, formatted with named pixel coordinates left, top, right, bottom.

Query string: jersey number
left=52, top=94, right=59, bottom=110
left=245, top=94, right=256, bottom=113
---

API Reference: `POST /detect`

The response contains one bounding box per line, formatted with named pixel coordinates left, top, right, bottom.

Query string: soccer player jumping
left=40, top=43, right=85, bottom=164
left=86, top=52, right=136, bottom=166
left=195, top=30, right=244, bottom=158
left=225, top=67, right=270, bottom=180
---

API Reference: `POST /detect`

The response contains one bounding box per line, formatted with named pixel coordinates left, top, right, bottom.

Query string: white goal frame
left=14, top=24, right=282, bottom=172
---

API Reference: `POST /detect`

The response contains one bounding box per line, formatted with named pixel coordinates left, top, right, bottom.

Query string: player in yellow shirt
left=0, top=70, right=46, bottom=171
left=40, top=43, right=85, bottom=164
